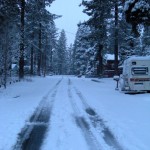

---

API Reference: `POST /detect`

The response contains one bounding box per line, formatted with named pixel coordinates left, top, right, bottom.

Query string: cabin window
left=131, top=67, right=148, bottom=75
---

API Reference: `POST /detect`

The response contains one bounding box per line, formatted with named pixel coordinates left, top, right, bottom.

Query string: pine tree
left=67, top=44, right=73, bottom=75
left=142, top=26, right=150, bottom=55
left=55, top=30, right=68, bottom=75
left=107, top=1, right=146, bottom=63
left=73, top=24, right=91, bottom=75
left=45, top=22, right=58, bottom=75
left=124, top=0, right=150, bottom=36
left=118, top=0, right=150, bottom=60
left=81, top=0, right=112, bottom=76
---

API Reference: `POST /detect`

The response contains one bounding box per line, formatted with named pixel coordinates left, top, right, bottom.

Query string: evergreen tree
left=142, top=26, right=150, bottom=55
left=118, top=0, right=150, bottom=60
left=67, top=44, right=74, bottom=75
left=81, top=0, right=112, bottom=76
left=124, top=0, right=150, bottom=36
left=107, top=1, right=147, bottom=63
left=74, top=25, right=86, bottom=75
left=73, top=24, right=92, bottom=76
left=45, top=22, right=58, bottom=75
left=55, top=30, right=68, bottom=75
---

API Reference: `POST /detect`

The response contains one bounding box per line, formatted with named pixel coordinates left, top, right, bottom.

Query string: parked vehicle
left=119, top=56, right=150, bottom=93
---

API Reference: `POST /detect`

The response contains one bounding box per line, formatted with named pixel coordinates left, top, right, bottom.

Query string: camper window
left=132, top=61, right=136, bottom=65
left=131, top=67, right=148, bottom=75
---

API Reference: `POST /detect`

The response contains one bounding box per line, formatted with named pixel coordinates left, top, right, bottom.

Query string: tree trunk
left=3, top=40, right=8, bottom=89
left=19, top=0, right=25, bottom=79
left=30, top=46, right=34, bottom=75
left=2, top=22, right=9, bottom=88
left=50, top=45, right=53, bottom=72
left=37, top=23, right=42, bottom=76
left=114, top=0, right=119, bottom=75
left=30, top=32, right=34, bottom=76
left=43, top=35, right=48, bottom=77
left=97, top=44, right=103, bottom=76
left=43, top=51, right=46, bottom=77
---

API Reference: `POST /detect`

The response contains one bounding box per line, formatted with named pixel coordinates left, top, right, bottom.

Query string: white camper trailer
left=119, top=56, right=150, bottom=93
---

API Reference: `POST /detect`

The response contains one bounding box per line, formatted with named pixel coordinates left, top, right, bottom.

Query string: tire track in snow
left=13, top=78, right=62, bottom=150
left=73, top=83, right=123, bottom=150
left=68, top=79, right=102, bottom=150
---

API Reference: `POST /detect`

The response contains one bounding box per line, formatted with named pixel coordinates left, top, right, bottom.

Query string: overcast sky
left=47, top=0, right=88, bottom=45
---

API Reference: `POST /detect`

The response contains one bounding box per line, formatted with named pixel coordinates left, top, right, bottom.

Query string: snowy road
left=0, top=76, right=150, bottom=150
left=13, top=77, right=122, bottom=150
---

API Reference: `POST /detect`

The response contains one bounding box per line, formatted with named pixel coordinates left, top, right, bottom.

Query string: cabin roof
left=105, top=54, right=120, bottom=61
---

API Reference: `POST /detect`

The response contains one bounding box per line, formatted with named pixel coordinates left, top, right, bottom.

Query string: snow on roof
left=11, top=64, right=17, bottom=69
left=105, top=54, right=120, bottom=60
left=126, top=56, right=150, bottom=61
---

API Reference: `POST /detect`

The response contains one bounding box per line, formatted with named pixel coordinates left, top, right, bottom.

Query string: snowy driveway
left=0, top=76, right=150, bottom=150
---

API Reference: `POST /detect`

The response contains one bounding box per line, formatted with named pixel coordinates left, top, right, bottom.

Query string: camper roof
left=126, top=56, right=150, bottom=61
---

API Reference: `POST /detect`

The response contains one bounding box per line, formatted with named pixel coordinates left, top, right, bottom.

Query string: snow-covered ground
left=0, top=76, right=150, bottom=150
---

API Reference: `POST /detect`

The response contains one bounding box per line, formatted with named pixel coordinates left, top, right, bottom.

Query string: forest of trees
left=0, top=0, right=150, bottom=87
